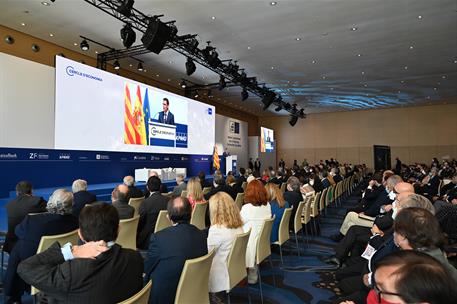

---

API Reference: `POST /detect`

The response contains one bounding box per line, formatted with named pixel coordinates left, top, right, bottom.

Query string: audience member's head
left=167, top=197, right=192, bottom=224
left=209, top=192, right=243, bottom=229
left=244, top=180, right=268, bottom=206
left=382, top=170, right=395, bottom=185
left=187, top=177, right=203, bottom=201
left=286, top=176, right=301, bottom=192
left=226, top=174, right=236, bottom=185
left=79, top=203, right=119, bottom=242
left=111, top=184, right=130, bottom=204
left=46, top=189, right=73, bottom=215
left=176, top=174, right=185, bottom=184
left=393, top=207, right=444, bottom=250
left=246, top=175, right=256, bottom=184
left=239, top=167, right=246, bottom=176
left=71, top=179, right=87, bottom=193
left=16, top=181, right=33, bottom=196
left=148, top=170, right=159, bottom=178
left=369, top=250, right=457, bottom=304
left=198, top=170, right=206, bottom=181
left=147, top=176, right=162, bottom=192
left=265, top=183, right=286, bottom=208
left=122, top=175, right=135, bottom=187
left=396, top=193, right=435, bottom=215
left=393, top=182, right=414, bottom=194
left=213, top=171, right=225, bottom=187
left=385, top=175, right=403, bottom=192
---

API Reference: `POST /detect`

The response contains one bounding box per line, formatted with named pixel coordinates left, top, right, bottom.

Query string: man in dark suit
left=254, top=158, right=261, bottom=173
left=422, top=167, right=441, bottom=198
left=4, top=189, right=79, bottom=303
left=158, top=98, right=175, bottom=125
left=72, top=179, right=97, bottom=218
left=111, top=184, right=134, bottom=220
left=4, top=181, right=47, bottom=254
left=144, top=197, right=207, bottom=304
left=248, top=158, right=254, bottom=171
left=137, top=176, right=169, bottom=249
left=17, top=203, right=143, bottom=304
left=203, top=171, right=237, bottom=201
left=283, top=176, right=303, bottom=230
left=123, top=175, right=145, bottom=198
left=143, top=171, right=169, bottom=196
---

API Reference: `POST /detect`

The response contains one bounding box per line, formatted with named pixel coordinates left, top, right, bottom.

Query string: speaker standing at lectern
left=158, top=98, right=175, bottom=125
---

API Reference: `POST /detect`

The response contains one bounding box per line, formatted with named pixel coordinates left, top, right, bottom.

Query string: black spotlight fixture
left=241, top=87, right=249, bottom=101
left=113, top=59, right=120, bottom=70
left=80, top=39, right=89, bottom=51
left=137, top=62, right=143, bottom=71
left=262, top=90, right=277, bottom=110
left=298, top=108, right=306, bottom=118
left=218, top=75, right=226, bottom=91
left=227, top=61, right=239, bottom=74
left=274, top=103, right=282, bottom=112
left=185, top=57, right=196, bottom=76
left=116, top=0, right=135, bottom=17
left=186, top=37, right=199, bottom=53
left=142, top=17, right=173, bottom=54
left=289, top=115, right=298, bottom=127
left=283, top=102, right=292, bottom=111
left=120, top=23, right=136, bottom=48
left=180, top=80, right=187, bottom=88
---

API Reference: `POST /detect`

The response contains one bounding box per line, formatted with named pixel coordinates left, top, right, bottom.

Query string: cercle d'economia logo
left=65, top=66, right=103, bottom=82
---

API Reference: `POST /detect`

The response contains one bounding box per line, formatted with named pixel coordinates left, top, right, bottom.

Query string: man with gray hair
left=123, top=175, right=144, bottom=198
left=284, top=176, right=303, bottom=230
left=111, top=184, right=134, bottom=220
left=203, top=170, right=237, bottom=200
left=172, top=174, right=187, bottom=197
left=72, top=179, right=97, bottom=218
left=4, top=189, right=79, bottom=303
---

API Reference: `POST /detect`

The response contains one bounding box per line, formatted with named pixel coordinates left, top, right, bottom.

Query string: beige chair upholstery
left=202, top=187, right=212, bottom=195
left=226, top=230, right=251, bottom=302
left=241, top=182, right=247, bottom=191
left=154, top=210, right=172, bottom=233
left=273, top=207, right=293, bottom=266
left=32, top=229, right=79, bottom=295
left=180, top=190, right=188, bottom=198
left=174, top=249, right=216, bottom=304
left=280, top=182, right=287, bottom=193
left=255, top=217, right=275, bottom=304
left=190, top=202, right=208, bottom=230
left=293, top=201, right=305, bottom=256
left=117, top=216, right=140, bottom=250
left=163, top=192, right=173, bottom=199
left=234, top=193, right=244, bottom=210
left=128, top=197, right=144, bottom=217
left=118, top=280, right=152, bottom=304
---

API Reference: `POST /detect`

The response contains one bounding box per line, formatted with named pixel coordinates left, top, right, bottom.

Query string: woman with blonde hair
left=265, top=183, right=289, bottom=243
left=186, top=177, right=205, bottom=209
left=207, top=192, right=244, bottom=293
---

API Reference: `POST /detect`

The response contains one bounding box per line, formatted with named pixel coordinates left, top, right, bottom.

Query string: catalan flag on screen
left=213, top=146, right=220, bottom=170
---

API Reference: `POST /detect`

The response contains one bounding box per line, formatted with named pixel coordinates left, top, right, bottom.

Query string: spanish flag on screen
left=124, top=84, right=147, bottom=145
left=123, top=85, right=136, bottom=144
left=213, top=146, right=220, bottom=170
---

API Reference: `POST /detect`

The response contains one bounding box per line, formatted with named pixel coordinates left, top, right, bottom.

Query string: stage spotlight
left=283, top=102, right=291, bottom=110
left=262, top=90, right=276, bottom=110
left=298, top=108, right=306, bottom=118
left=208, top=49, right=221, bottom=68
left=218, top=75, right=226, bottom=90
left=185, top=57, right=196, bottom=76
left=120, top=23, right=136, bottom=48
left=207, top=89, right=213, bottom=98
left=137, top=62, right=143, bottom=71
left=241, top=88, right=249, bottom=101
left=142, top=17, right=173, bottom=54
left=227, top=61, right=239, bottom=74
left=116, top=0, right=134, bottom=17
left=289, top=115, right=298, bottom=127
left=180, top=80, right=187, bottom=88
left=113, top=60, right=120, bottom=70
left=194, top=91, right=199, bottom=98
left=274, top=103, right=282, bottom=112
left=80, top=39, right=89, bottom=51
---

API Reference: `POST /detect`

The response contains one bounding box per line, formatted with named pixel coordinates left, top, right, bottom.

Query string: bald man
left=111, top=184, right=134, bottom=219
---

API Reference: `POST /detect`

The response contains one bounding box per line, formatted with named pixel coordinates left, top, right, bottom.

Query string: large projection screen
left=55, top=56, right=215, bottom=155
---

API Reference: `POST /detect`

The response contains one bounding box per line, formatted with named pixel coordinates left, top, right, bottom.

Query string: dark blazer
left=18, top=242, right=143, bottom=304
left=128, top=185, right=145, bottom=199
left=72, top=190, right=97, bottom=218
left=334, top=174, right=343, bottom=183
left=200, top=179, right=212, bottom=189
left=4, top=213, right=79, bottom=300
left=203, top=184, right=237, bottom=201
left=143, top=184, right=169, bottom=197
left=144, top=223, right=207, bottom=304
left=4, top=195, right=47, bottom=253
left=112, top=201, right=135, bottom=220
left=158, top=111, right=175, bottom=125
left=322, top=178, right=331, bottom=189
left=364, top=189, right=392, bottom=217
left=137, top=192, right=169, bottom=249
left=283, top=190, right=303, bottom=230
left=424, top=175, right=441, bottom=197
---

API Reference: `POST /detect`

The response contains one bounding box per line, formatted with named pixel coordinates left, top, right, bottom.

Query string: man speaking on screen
left=158, top=98, right=175, bottom=125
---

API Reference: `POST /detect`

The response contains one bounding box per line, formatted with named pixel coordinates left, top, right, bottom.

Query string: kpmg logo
left=65, top=66, right=103, bottom=82
left=58, top=153, right=71, bottom=160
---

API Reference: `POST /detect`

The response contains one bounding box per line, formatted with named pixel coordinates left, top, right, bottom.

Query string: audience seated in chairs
left=143, top=170, right=169, bottom=197
left=144, top=196, right=207, bottom=304
left=283, top=176, right=302, bottom=230
left=265, top=183, right=289, bottom=243
left=226, top=174, right=243, bottom=194
left=172, top=174, right=187, bottom=197
left=186, top=176, right=205, bottom=209
left=204, top=170, right=237, bottom=201
left=137, top=176, right=169, bottom=250
left=111, top=184, right=134, bottom=220
left=71, top=179, right=97, bottom=218
left=4, top=189, right=79, bottom=304
left=17, top=203, right=144, bottom=304
left=123, top=175, right=144, bottom=198
left=240, top=180, right=272, bottom=284
left=207, top=192, right=244, bottom=294
left=4, top=181, right=47, bottom=254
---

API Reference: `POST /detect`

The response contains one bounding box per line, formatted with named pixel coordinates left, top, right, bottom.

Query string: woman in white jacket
left=207, top=192, right=244, bottom=293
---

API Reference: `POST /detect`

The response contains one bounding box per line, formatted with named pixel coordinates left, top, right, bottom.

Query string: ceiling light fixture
left=41, top=1, right=50, bottom=6
left=417, top=15, right=423, bottom=19
left=49, top=33, right=54, bottom=37
left=185, top=57, right=196, bottom=76
left=270, top=1, right=278, bottom=6
left=137, top=62, right=143, bottom=71
left=180, top=80, right=187, bottom=88
left=120, top=23, right=136, bottom=48
left=409, top=45, right=414, bottom=49
left=241, top=87, right=249, bottom=101
left=113, top=60, right=120, bottom=70
left=295, top=37, right=301, bottom=41
left=351, top=26, right=358, bottom=31
left=21, top=23, right=26, bottom=26
left=211, top=16, right=216, bottom=20
left=73, top=42, right=78, bottom=46
left=80, top=39, right=89, bottom=51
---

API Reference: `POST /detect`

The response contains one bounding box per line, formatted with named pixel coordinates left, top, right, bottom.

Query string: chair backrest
left=163, top=191, right=174, bottom=199
left=180, top=190, right=188, bottom=198
left=226, top=230, right=251, bottom=290
left=241, top=181, right=247, bottom=191
left=437, top=179, right=444, bottom=196
left=154, top=210, right=172, bottom=233
left=310, top=194, right=320, bottom=218
left=174, top=249, right=216, bottom=304
left=234, top=193, right=244, bottom=210
left=293, top=201, right=305, bottom=233
left=118, top=280, right=153, bottom=304
left=302, top=201, right=311, bottom=225
left=190, top=202, right=208, bottom=230
left=128, top=197, right=144, bottom=217
left=202, top=187, right=212, bottom=195
left=117, top=216, right=140, bottom=250
left=256, top=217, right=275, bottom=264
left=319, top=188, right=328, bottom=212
left=277, top=207, right=293, bottom=245
left=280, top=182, right=287, bottom=193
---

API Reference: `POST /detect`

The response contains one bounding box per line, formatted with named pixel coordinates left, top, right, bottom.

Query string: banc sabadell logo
left=66, top=66, right=103, bottom=82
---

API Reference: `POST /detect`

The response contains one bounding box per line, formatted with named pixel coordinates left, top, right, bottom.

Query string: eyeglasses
left=371, top=282, right=405, bottom=303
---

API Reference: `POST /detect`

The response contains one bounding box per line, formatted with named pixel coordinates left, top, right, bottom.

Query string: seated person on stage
left=111, top=184, right=134, bottom=220
left=172, top=173, right=187, bottom=197
left=143, top=170, right=169, bottom=196
left=18, top=203, right=144, bottom=304
left=123, top=175, right=145, bottom=198
left=144, top=197, right=207, bottom=304
left=4, top=189, right=79, bottom=303
left=4, top=181, right=47, bottom=254
left=71, top=179, right=97, bottom=218
left=137, top=176, right=169, bottom=250
left=204, top=170, right=237, bottom=201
